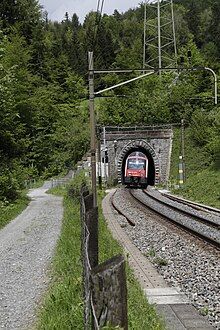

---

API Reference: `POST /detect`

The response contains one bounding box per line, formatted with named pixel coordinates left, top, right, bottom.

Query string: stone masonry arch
left=100, top=126, right=173, bottom=186
left=117, top=140, right=160, bottom=185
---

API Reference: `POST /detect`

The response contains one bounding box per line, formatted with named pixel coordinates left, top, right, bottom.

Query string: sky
left=39, top=0, right=143, bottom=23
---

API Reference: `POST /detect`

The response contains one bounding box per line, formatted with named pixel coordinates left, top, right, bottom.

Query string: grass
left=173, top=167, right=220, bottom=208
left=37, top=182, right=165, bottom=329
left=0, top=192, right=29, bottom=230
left=170, top=128, right=220, bottom=208
left=38, top=195, right=84, bottom=329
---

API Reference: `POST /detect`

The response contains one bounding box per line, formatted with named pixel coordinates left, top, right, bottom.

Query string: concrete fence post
left=90, top=255, right=128, bottom=329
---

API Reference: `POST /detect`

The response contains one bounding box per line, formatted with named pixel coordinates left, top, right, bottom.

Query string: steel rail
left=161, top=193, right=220, bottom=216
left=111, top=191, right=136, bottom=227
left=143, top=190, right=220, bottom=229
left=129, top=189, right=220, bottom=250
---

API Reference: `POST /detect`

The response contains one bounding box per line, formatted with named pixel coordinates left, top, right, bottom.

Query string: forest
left=0, top=0, right=219, bottom=202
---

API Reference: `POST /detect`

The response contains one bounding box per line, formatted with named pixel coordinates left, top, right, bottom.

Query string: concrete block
left=144, top=287, right=189, bottom=304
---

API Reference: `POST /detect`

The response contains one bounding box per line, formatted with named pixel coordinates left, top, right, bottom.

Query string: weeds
left=38, top=174, right=165, bottom=329
left=147, top=247, right=156, bottom=257
left=154, top=257, right=168, bottom=267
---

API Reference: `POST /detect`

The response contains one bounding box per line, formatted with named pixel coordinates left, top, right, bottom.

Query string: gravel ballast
left=0, top=185, right=63, bottom=329
left=113, top=188, right=220, bottom=329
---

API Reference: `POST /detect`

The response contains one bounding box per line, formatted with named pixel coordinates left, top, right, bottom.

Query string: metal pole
left=181, top=119, right=185, bottom=182
left=157, top=0, right=162, bottom=76
left=97, top=133, right=102, bottom=189
left=178, top=155, right=184, bottom=187
left=103, top=127, right=107, bottom=184
left=171, top=0, right=177, bottom=64
left=88, top=51, right=97, bottom=207
left=143, top=0, right=147, bottom=72
left=94, top=71, right=154, bottom=95
left=204, top=67, right=218, bottom=105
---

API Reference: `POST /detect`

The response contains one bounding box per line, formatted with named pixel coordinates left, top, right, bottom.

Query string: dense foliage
left=0, top=0, right=219, bottom=202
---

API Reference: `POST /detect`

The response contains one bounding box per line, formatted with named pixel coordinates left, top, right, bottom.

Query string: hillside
left=0, top=0, right=219, bottom=205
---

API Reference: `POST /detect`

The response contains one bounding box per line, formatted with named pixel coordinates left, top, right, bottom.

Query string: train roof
left=127, top=151, right=147, bottom=159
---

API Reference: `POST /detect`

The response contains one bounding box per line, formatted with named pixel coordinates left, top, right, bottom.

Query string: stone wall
left=101, top=127, right=173, bottom=185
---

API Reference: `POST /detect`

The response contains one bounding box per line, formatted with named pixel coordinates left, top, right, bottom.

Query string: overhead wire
left=93, top=0, right=105, bottom=49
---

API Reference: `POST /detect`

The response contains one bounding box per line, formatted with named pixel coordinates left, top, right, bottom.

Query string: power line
left=93, top=0, right=105, bottom=49
left=96, top=0, right=101, bottom=13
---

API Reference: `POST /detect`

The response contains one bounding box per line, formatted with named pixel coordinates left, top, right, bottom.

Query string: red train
left=124, top=151, right=148, bottom=187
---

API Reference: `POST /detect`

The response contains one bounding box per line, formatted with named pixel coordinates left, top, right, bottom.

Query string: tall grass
left=170, top=128, right=220, bottom=208
left=38, top=195, right=84, bottom=329
left=38, top=181, right=164, bottom=329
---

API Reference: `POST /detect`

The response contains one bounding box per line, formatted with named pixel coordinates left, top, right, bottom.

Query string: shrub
left=0, top=170, right=20, bottom=202
left=67, top=171, right=89, bottom=201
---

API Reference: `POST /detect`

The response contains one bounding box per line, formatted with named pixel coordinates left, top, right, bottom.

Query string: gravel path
left=0, top=184, right=63, bottom=329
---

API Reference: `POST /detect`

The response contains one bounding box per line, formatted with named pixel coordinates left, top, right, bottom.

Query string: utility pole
left=143, top=0, right=147, bottom=72
left=171, top=0, right=177, bottom=60
left=88, top=51, right=97, bottom=207
left=103, top=127, right=107, bottom=184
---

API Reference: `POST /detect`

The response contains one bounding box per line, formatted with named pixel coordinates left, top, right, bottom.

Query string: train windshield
left=127, top=159, right=146, bottom=170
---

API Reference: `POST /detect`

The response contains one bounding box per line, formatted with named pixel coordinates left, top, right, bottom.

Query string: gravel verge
left=113, top=188, right=220, bottom=329
left=0, top=184, right=63, bottom=329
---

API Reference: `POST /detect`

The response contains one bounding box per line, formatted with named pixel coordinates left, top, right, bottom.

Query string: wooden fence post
left=85, top=205, right=98, bottom=268
left=90, top=255, right=128, bottom=329
left=81, top=188, right=99, bottom=330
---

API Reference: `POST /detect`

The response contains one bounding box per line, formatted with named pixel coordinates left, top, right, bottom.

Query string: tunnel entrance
left=117, top=140, right=160, bottom=186
left=121, top=147, right=155, bottom=186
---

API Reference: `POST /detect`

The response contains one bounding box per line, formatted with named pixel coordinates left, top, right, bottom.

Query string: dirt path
left=0, top=185, right=63, bottom=329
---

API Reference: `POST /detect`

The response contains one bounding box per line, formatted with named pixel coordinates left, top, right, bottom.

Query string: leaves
left=0, top=0, right=220, bottom=201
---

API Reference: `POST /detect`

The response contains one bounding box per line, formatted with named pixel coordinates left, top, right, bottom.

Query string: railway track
left=110, top=188, right=220, bottom=329
left=112, top=188, right=220, bottom=249
left=111, top=190, right=135, bottom=226
left=142, top=189, right=220, bottom=229
left=161, top=192, right=220, bottom=217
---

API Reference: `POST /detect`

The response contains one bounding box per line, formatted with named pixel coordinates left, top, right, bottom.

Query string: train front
left=124, top=151, right=148, bottom=187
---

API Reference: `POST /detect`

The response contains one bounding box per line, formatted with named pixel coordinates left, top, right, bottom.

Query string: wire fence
left=80, top=185, right=128, bottom=330
left=24, top=179, right=36, bottom=189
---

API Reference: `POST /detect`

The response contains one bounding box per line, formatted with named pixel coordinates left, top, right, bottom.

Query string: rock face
left=0, top=186, right=63, bottom=329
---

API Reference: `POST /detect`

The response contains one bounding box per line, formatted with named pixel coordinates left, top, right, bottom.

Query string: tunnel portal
left=117, top=140, right=160, bottom=186
left=100, top=126, right=173, bottom=185
left=121, top=147, right=155, bottom=186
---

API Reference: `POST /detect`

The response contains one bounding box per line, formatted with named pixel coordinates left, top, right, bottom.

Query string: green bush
left=0, top=163, right=39, bottom=202
left=67, top=171, right=89, bottom=201
left=0, top=170, right=20, bottom=202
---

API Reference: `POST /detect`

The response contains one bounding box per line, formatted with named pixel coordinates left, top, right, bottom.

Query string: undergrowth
left=0, top=192, right=29, bottom=230
left=38, top=175, right=164, bottom=329
left=0, top=179, right=48, bottom=230
left=170, top=128, right=220, bottom=208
